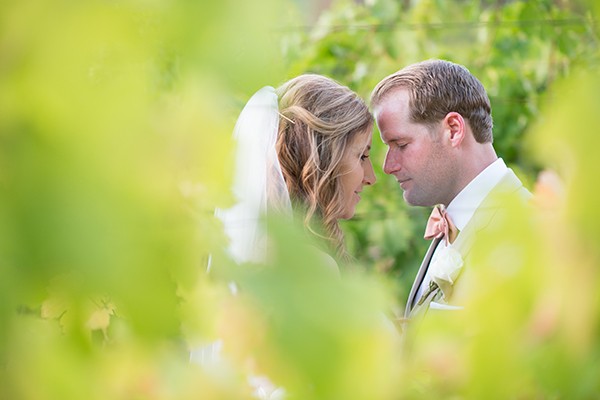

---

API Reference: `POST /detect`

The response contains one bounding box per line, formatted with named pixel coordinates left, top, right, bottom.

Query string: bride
left=220, top=74, right=376, bottom=267
left=194, top=74, right=377, bottom=399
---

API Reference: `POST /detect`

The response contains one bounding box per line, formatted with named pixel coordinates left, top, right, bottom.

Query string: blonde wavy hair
left=276, top=74, right=373, bottom=260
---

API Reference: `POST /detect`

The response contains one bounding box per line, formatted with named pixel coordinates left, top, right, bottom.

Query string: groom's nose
left=383, top=148, right=400, bottom=175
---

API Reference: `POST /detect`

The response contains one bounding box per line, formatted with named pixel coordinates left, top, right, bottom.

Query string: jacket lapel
left=404, top=237, right=442, bottom=318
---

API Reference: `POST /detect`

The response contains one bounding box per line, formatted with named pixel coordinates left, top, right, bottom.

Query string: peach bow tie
left=424, top=204, right=458, bottom=245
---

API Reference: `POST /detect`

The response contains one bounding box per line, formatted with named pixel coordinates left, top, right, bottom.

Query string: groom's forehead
left=376, top=113, right=419, bottom=139
left=374, top=92, right=411, bottom=120
left=378, top=116, right=435, bottom=145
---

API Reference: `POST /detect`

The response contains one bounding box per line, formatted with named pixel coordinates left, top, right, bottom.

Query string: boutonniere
left=429, top=245, right=464, bottom=301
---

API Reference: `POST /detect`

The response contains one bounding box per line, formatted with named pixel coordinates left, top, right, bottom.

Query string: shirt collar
left=446, top=158, right=508, bottom=230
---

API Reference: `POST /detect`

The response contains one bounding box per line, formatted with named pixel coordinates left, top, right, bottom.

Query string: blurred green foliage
left=1, top=0, right=599, bottom=399
left=0, top=0, right=289, bottom=398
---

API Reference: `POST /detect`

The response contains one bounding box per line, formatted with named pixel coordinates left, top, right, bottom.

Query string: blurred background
left=0, top=0, right=599, bottom=398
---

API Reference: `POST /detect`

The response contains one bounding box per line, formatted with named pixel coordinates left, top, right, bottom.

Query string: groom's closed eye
left=387, top=139, right=407, bottom=149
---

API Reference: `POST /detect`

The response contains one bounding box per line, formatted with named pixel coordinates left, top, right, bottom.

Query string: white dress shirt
left=412, top=158, right=509, bottom=306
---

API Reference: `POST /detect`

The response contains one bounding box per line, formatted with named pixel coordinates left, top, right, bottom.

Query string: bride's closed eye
left=360, top=145, right=372, bottom=162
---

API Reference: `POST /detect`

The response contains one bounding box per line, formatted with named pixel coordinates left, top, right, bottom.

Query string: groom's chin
left=403, top=191, right=430, bottom=207
left=402, top=191, right=415, bottom=205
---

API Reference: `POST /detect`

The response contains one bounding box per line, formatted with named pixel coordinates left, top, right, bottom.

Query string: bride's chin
left=339, top=207, right=355, bottom=220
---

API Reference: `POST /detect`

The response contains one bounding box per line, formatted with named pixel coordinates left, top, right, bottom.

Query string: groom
left=371, top=59, right=531, bottom=321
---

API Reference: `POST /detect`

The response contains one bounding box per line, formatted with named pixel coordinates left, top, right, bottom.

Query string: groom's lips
left=398, top=178, right=410, bottom=189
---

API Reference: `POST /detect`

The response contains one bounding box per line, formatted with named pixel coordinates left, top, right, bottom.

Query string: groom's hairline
left=371, top=80, right=411, bottom=112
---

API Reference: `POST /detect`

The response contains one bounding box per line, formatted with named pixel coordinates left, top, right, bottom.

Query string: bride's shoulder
left=320, top=251, right=341, bottom=278
left=308, top=245, right=340, bottom=278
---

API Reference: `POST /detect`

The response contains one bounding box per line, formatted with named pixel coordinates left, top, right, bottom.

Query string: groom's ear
left=443, top=112, right=466, bottom=148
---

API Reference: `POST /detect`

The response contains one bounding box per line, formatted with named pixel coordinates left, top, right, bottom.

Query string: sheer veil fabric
left=193, top=87, right=291, bottom=399
left=216, top=86, right=292, bottom=265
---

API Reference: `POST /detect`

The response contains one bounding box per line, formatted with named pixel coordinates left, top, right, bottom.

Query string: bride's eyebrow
left=354, top=145, right=370, bottom=159
left=356, top=144, right=370, bottom=154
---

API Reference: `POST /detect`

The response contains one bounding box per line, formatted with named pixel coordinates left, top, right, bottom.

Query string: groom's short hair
left=371, top=59, right=493, bottom=144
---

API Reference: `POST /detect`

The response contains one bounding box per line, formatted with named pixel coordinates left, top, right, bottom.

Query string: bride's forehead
left=338, top=132, right=371, bottom=160
left=350, top=127, right=373, bottom=147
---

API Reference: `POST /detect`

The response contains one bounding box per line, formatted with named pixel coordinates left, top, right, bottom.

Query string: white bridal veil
left=216, top=86, right=292, bottom=264
left=192, top=87, right=291, bottom=399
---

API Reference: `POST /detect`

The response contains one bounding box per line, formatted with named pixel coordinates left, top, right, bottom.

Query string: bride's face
left=338, top=127, right=376, bottom=219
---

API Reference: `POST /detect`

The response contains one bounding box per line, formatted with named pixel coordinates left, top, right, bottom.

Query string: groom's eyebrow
left=391, top=135, right=410, bottom=143
left=381, top=133, right=406, bottom=145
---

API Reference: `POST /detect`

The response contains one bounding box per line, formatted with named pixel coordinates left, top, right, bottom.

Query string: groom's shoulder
left=464, top=169, right=533, bottom=239
left=492, top=168, right=533, bottom=204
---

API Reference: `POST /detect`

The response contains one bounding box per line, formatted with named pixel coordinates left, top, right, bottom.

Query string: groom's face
left=375, top=89, right=457, bottom=207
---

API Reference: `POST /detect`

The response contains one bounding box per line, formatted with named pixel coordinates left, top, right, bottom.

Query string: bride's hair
left=276, top=74, right=373, bottom=260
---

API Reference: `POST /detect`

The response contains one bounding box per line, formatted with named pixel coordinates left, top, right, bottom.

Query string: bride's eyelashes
left=360, top=145, right=372, bottom=161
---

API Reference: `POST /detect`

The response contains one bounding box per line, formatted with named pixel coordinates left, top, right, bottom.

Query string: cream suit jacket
left=404, top=169, right=532, bottom=319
